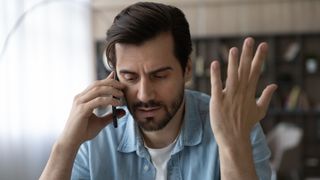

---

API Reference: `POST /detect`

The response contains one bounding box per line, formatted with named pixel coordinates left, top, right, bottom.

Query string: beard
left=126, top=86, right=185, bottom=132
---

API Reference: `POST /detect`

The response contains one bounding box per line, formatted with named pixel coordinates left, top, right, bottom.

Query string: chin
left=137, top=117, right=170, bottom=132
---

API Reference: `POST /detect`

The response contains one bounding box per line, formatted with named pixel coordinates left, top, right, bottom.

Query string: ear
left=184, top=59, right=192, bottom=83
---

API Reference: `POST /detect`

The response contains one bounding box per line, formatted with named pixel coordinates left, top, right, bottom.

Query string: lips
left=136, top=106, right=161, bottom=118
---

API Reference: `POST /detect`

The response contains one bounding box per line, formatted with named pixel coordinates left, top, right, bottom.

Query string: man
left=40, top=2, right=277, bottom=180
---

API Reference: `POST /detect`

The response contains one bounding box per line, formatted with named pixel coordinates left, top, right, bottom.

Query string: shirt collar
left=117, top=90, right=203, bottom=155
left=172, top=90, right=203, bottom=154
left=117, top=114, right=148, bottom=158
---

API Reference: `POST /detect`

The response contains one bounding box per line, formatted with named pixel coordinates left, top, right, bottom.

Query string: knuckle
left=77, top=103, right=87, bottom=112
left=91, top=86, right=100, bottom=94
left=91, top=80, right=101, bottom=87
left=92, top=86, right=112, bottom=96
left=73, top=94, right=82, bottom=105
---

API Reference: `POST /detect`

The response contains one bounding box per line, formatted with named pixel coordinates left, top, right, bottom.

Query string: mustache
left=132, top=100, right=162, bottom=109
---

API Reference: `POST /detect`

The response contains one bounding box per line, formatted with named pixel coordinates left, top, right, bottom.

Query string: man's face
left=115, top=32, right=189, bottom=131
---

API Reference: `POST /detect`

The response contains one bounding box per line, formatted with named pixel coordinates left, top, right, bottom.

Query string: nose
left=137, top=77, right=155, bottom=102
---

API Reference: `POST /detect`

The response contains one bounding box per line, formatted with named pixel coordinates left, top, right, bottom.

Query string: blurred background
left=0, top=0, right=320, bottom=179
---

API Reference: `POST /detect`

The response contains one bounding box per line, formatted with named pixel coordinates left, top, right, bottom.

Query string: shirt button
left=143, top=165, right=149, bottom=171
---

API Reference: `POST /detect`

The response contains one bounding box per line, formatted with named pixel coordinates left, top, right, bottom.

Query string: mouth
left=136, top=106, right=161, bottom=118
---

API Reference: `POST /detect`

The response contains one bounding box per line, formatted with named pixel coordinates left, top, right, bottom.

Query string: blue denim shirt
left=71, top=90, right=271, bottom=180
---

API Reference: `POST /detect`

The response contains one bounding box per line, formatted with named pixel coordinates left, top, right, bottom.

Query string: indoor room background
left=0, top=0, right=319, bottom=180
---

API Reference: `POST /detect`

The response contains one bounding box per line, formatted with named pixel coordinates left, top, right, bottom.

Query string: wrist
left=218, top=138, right=252, bottom=157
left=218, top=138, right=258, bottom=180
left=215, top=132, right=251, bottom=148
left=55, top=136, right=81, bottom=156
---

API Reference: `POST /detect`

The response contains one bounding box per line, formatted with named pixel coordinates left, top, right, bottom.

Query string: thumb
left=257, top=84, right=277, bottom=112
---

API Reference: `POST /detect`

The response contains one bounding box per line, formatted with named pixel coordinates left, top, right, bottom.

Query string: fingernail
left=231, top=47, right=238, bottom=56
left=261, top=43, right=268, bottom=53
left=246, top=38, right=254, bottom=47
left=212, top=61, right=219, bottom=70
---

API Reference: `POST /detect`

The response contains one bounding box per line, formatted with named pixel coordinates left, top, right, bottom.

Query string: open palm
left=209, top=38, right=277, bottom=146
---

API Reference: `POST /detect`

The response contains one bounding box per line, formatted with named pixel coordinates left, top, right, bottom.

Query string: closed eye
left=152, top=73, right=167, bottom=79
left=150, top=67, right=171, bottom=80
left=119, top=66, right=172, bottom=82
left=122, top=73, right=138, bottom=82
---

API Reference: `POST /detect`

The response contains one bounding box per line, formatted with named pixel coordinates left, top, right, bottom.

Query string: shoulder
left=184, top=89, right=213, bottom=139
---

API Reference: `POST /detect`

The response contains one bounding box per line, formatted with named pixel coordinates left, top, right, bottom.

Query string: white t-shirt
left=145, top=141, right=176, bottom=180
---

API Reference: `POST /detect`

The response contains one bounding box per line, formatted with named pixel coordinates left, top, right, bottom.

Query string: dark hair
left=105, top=2, right=192, bottom=72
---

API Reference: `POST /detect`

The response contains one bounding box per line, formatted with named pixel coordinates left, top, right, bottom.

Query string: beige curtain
left=0, top=0, right=94, bottom=179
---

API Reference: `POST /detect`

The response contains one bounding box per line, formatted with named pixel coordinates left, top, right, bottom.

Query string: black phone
left=112, top=72, right=119, bottom=128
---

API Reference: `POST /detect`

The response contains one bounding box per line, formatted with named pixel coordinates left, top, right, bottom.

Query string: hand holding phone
left=93, top=71, right=122, bottom=128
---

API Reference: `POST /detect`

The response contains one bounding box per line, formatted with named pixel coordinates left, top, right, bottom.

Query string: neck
left=141, top=99, right=185, bottom=149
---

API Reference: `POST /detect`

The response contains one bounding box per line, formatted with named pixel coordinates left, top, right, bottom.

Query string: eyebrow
left=119, top=66, right=173, bottom=75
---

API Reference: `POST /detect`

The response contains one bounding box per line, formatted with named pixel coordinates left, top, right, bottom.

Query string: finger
left=248, top=42, right=268, bottom=97
left=225, top=47, right=239, bottom=94
left=89, top=78, right=125, bottom=92
left=79, top=86, right=124, bottom=103
left=210, top=61, right=223, bottom=100
left=107, top=71, right=115, bottom=79
left=85, top=96, right=122, bottom=113
left=238, top=37, right=254, bottom=88
left=82, top=72, right=115, bottom=92
left=78, top=72, right=125, bottom=97
left=257, top=84, right=277, bottom=113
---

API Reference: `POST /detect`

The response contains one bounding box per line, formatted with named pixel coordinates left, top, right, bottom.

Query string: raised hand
left=209, top=37, right=277, bottom=147
left=209, top=37, right=277, bottom=179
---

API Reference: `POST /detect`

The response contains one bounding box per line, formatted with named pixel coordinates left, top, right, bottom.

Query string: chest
left=89, top=143, right=220, bottom=180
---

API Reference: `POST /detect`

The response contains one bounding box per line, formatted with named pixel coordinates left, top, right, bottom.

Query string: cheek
left=157, top=81, right=183, bottom=99
left=124, top=87, right=135, bottom=104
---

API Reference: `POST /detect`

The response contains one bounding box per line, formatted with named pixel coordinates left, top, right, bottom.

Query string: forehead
left=115, top=32, right=181, bottom=72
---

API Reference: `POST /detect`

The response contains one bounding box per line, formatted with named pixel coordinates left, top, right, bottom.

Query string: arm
left=209, top=38, right=277, bottom=180
left=39, top=72, right=125, bottom=180
left=39, top=139, right=80, bottom=180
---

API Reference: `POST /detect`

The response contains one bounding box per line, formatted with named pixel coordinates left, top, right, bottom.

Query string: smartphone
left=112, top=73, right=119, bottom=128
